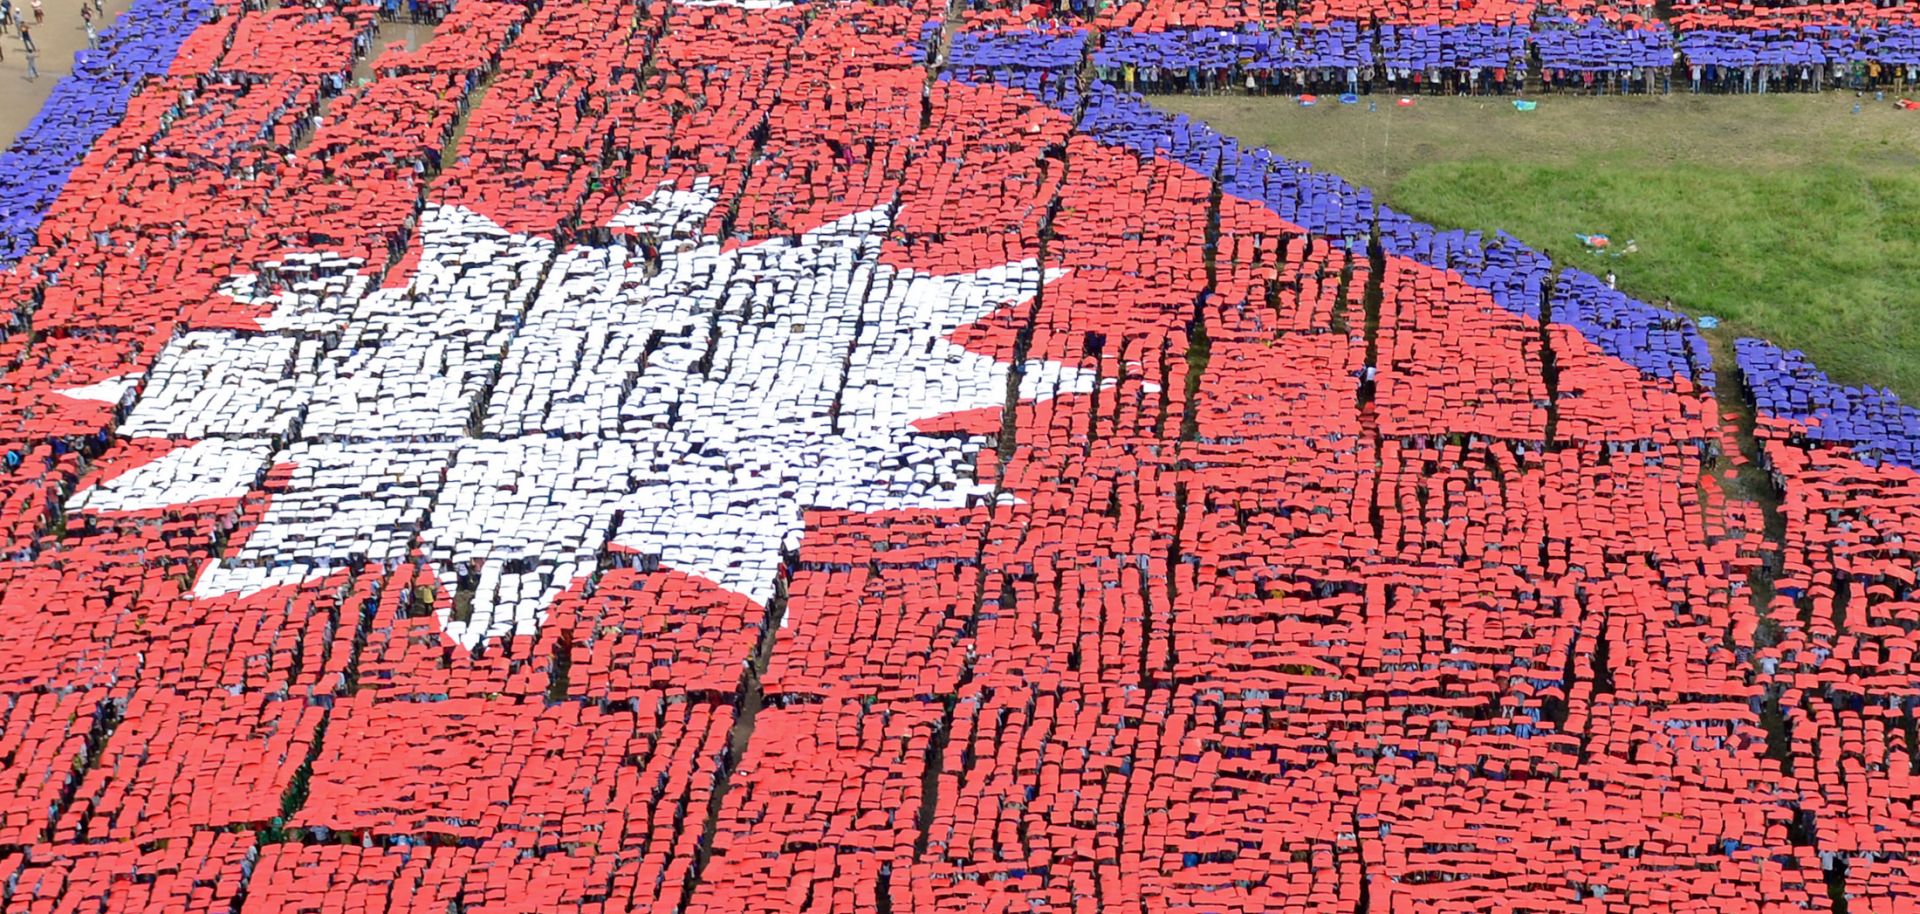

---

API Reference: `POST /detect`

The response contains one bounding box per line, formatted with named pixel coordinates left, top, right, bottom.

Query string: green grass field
left=1156, top=92, right=1920, bottom=399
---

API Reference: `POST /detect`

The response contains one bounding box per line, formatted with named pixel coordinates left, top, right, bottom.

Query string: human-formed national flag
left=0, top=0, right=1917, bottom=911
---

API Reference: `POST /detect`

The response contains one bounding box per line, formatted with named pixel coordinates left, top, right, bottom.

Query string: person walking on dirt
left=20, top=23, right=34, bottom=52
left=24, top=47, right=36, bottom=80
left=29, top=0, right=40, bottom=24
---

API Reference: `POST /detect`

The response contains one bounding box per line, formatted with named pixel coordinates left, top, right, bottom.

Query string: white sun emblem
left=68, top=182, right=1101, bottom=647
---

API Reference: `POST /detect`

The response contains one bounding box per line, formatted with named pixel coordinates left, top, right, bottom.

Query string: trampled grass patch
left=1158, top=92, right=1920, bottom=398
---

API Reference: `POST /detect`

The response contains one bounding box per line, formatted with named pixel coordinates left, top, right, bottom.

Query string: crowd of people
left=964, top=0, right=1920, bottom=93
left=0, top=0, right=1916, bottom=912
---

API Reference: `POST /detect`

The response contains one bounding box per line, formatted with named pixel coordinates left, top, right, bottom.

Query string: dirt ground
left=0, top=0, right=137, bottom=144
